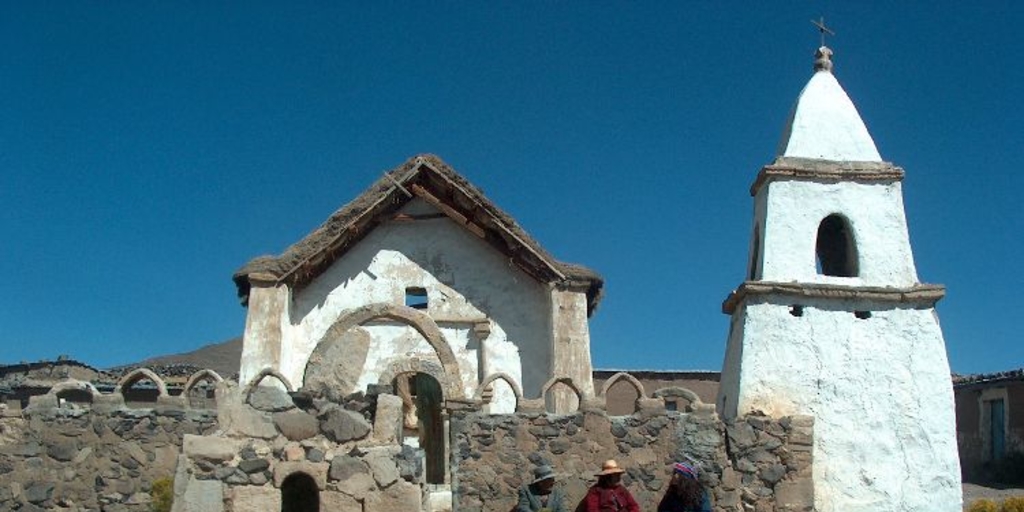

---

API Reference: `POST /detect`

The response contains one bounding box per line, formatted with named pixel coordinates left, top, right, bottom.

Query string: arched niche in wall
left=652, top=386, right=704, bottom=413
left=303, top=303, right=464, bottom=400
left=116, top=368, right=169, bottom=408
left=816, top=214, right=859, bottom=277
left=476, top=372, right=523, bottom=414
left=50, top=379, right=100, bottom=409
left=243, top=368, right=295, bottom=412
left=541, top=376, right=584, bottom=414
left=600, top=372, right=647, bottom=416
left=184, top=369, right=223, bottom=410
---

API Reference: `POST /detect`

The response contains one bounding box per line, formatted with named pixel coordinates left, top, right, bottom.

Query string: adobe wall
left=450, top=406, right=814, bottom=512
left=956, top=379, right=1024, bottom=481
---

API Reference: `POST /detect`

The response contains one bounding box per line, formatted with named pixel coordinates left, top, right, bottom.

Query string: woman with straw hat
left=582, top=460, right=640, bottom=512
left=516, top=464, right=568, bottom=512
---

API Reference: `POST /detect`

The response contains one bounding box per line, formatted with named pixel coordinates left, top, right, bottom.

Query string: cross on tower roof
left=811, top=17, right=835, bottom=47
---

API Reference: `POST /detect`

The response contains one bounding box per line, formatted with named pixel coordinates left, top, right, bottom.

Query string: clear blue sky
left=1, top=3, right=1021, bottom=375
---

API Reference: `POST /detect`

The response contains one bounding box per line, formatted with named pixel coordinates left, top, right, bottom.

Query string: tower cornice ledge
left=750, top=157, right=904, bottom=196
left=722, top=281, right=945, bottom=314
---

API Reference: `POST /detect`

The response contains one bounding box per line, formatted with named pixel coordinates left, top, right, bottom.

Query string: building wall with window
left=954, top=372, right=1024, bottom=481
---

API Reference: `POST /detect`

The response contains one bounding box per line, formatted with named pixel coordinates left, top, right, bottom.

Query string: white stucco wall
left=726, top=299, right=960, bottom=512
left=241, top=199, right=555, bottom=412
left=778, top=70, right=882, bottom=162
left=754, top=180, right=919, bottom=286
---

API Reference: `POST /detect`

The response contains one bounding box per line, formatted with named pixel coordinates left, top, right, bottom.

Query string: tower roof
left=776, top=46, right=881, bottom=162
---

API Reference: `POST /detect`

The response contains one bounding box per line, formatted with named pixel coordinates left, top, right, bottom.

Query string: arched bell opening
left=816, top=214, right=859, bottom=277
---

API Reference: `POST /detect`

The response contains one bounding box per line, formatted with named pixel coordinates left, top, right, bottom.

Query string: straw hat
left=595, top=459, right=626, bottom=476
left=531, top=465, right=557, bottom=484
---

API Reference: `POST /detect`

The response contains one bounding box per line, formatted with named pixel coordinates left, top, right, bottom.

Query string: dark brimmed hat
left=532, top=465, right=557, bottom=484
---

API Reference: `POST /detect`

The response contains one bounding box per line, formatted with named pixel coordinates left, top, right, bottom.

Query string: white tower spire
left=718, top=42, right=962, bottom=512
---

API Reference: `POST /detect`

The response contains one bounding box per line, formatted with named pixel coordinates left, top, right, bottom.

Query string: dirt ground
left=963, top=483, right=1024, bottom=509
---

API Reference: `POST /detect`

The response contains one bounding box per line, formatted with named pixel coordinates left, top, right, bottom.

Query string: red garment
left=584, top=484, right=640, bottom=512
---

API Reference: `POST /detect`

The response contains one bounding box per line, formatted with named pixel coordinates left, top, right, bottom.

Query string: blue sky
left=1, top=3, right=1021, bottom=375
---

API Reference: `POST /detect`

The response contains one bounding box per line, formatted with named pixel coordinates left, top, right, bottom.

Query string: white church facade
left=232, top=155, right=603, bottom=417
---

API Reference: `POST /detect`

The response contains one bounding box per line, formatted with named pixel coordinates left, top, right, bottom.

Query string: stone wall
left=0, top=370, right=817, bottom=512
left=450, top=407, right=814, bottom=512
left=171, top=382, right=429, bottom=512
left=0, top=405, right=217, bottom=511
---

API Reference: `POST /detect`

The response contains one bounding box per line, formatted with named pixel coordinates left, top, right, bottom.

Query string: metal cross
left=811, top=17, right=835, bottom=47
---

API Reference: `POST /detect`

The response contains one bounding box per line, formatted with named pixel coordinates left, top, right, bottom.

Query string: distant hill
left=135, top=337, right=243, bottom=379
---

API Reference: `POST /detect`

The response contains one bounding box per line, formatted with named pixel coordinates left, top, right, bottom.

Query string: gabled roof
left=233, top=154, right=604, bottom=314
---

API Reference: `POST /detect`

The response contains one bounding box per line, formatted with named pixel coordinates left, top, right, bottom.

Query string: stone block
left=239, top=458, right=270, bottom=474
left=364, top=448, right=400, bottom=488
left=46, top=440, right=78, bottom=462
left=273, top=409, right=318, bottom=441
left=303, top=328, right=370, bottom=402
left=249, top=386, right=294, bottom=413
left=229, top=484, right=280, bottom=512
left=273, top=461, right=328, bottom=490
left=321, top=490, right=363, bottom=512
left=774, top=477, right=814, bottom=511
left=727, top=422, right=757, bottom=451
left=171, top=477, right=223, bottom=512
left=372, top=394, right=403, bottom=444
left=366, top=479, right=423, bottom=512
left=183, top=434, right=239, bottom=463
left=230, top=407, right=278, bottom=440
left=283, top=442, right=305, bottom=461
left=23, top=481, right=54, bottom=504
left=319, top=407, right=371, bottom=443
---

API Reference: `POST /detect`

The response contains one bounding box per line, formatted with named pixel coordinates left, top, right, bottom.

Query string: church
left=223, top=42, right=961, bottom=511
left=0, top=42, right=963, bottom=512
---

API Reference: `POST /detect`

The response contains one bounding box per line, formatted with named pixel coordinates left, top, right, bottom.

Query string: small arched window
left=816, top=214, right=859, bottom=277
left=281, top=472, right=319, bottom=512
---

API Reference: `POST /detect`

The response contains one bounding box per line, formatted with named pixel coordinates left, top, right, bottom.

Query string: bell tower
left=717, top=45, right=962, bottom=511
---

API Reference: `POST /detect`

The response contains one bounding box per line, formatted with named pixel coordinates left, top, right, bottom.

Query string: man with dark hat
left=517, top=464, right=568, bottom=512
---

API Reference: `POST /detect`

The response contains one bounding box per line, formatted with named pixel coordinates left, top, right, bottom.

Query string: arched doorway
left=280, top=472, right=319, bottom=512
left=395, top=371, right=446, bottom=484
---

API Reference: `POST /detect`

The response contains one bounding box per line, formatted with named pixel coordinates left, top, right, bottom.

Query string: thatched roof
left=233, top=154, right=604, bottom=315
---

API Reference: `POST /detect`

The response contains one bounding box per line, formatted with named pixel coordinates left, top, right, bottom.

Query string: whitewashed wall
left=724, top=298, right=960, bottom=511
left=241, top=199, right=554, bottom=412
left=753, top=180, right=918, bottom=286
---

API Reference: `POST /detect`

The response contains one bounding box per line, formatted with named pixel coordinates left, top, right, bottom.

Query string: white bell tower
left=717, top=45, right=962, bottom=511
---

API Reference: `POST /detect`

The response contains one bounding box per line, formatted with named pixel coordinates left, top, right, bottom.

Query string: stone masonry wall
left=0, top=406, right=217, bottom=511
left=451, top=408, right=814, bottom=512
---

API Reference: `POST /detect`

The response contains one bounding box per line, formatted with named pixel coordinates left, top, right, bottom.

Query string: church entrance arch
left=303, top=303, right=465, bottom=400
left=392, top=370, right=446, bottom=485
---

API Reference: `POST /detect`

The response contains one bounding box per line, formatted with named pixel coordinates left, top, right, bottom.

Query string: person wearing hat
left=516, top=464, right=568, bottom=512
left=583, top=460, right=640, bottom=512
left=657, top=461, right=711, bottom=512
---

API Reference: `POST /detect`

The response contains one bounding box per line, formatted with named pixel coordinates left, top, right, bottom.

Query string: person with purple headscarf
left=656, top=461, right=711, bottom=512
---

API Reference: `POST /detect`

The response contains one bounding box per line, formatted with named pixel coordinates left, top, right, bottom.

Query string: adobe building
left=954, top=369, right=1024, bottom=482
